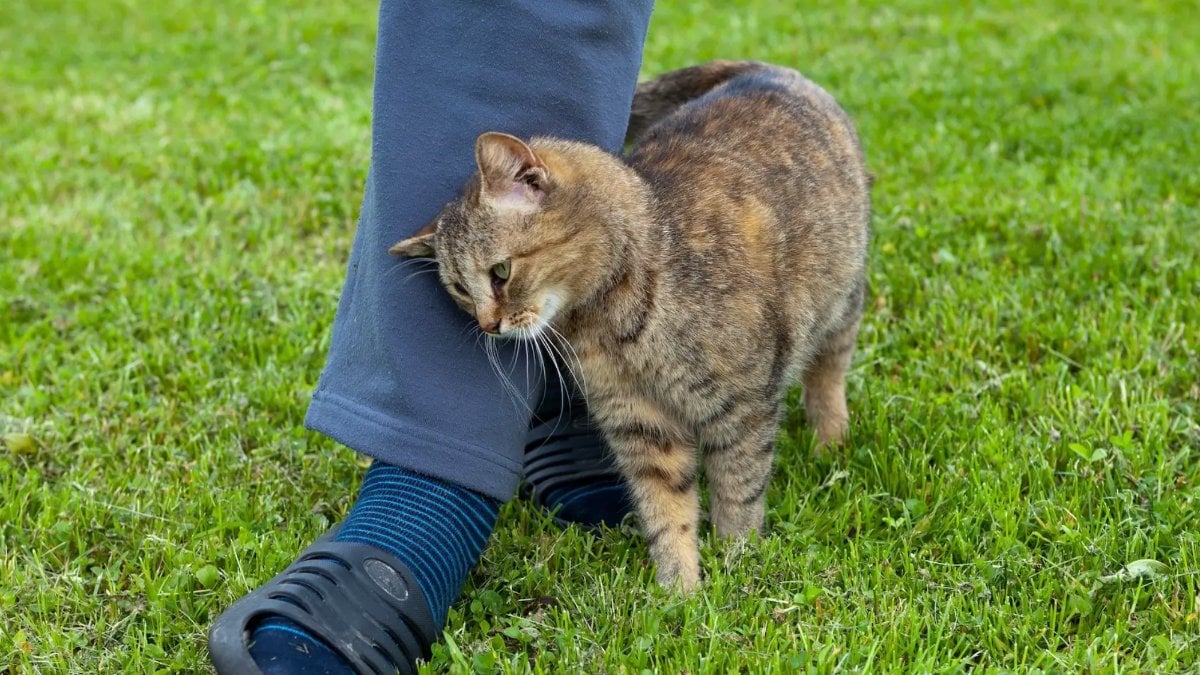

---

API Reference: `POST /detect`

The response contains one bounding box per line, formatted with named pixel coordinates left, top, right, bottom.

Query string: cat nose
left=480, top=318, right=501, bottom=335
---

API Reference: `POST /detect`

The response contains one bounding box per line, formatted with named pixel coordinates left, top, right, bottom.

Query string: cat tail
left=625, top=60, right=766, bottom=145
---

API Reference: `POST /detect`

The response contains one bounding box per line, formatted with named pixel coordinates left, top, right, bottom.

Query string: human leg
left=209, top=0, right=653, bottom=672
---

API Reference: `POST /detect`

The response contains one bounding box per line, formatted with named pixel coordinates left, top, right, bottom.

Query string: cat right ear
left=475, top=132, right=548, bottom=211
left=388, top=220, right=438, bottom=258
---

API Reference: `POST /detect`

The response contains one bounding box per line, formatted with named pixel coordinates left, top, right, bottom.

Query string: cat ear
left=475, top=132, right=548, bottom=210
left=388, top=219, right=438, bottom=258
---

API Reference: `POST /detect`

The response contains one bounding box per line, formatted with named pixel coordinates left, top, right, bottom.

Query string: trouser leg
left=305, top=0, right=655, bottom=500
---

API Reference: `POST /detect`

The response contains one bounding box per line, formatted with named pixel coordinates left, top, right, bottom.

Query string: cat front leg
left=600, top=416, right=702, bottom=592
left=702, top=408, right=780, bottom=539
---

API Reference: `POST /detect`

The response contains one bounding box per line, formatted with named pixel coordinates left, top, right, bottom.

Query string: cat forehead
left=439, top=177, right=548, bottom=254
left=459, top=201, right=531, bottom=237
left=432, top=203, right=481, bottom=247
left=439, top=210, right=507, bottom=259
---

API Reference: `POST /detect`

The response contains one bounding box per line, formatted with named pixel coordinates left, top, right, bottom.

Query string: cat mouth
left=497, top=311, right=547, bottom=340
left=494, top=290, right=565, bottom=340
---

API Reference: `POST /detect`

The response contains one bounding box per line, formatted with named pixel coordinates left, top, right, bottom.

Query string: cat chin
left=501, top=324, right=543, bottom=341
left=500, top=315, right=550, bottom=341
left=499, top=290, right=565, bottom=341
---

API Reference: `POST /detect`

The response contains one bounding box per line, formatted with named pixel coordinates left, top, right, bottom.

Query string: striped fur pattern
left=390, top=61, right=871, bottom=591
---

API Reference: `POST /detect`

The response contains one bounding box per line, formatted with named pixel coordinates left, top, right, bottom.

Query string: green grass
left=3, top=0, right=1199, bottom=671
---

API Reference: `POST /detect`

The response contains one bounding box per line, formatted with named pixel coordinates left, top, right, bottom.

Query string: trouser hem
left=305, top=389, right=523, bottom=501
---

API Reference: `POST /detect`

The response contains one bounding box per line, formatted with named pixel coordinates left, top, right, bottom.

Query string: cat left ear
left=388, top=219, right=438, bottom=258
left=475, top=132, right=548, bottom=210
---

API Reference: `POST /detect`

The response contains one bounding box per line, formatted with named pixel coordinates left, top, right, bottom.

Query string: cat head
left=389, top=132, right=643, bottom=339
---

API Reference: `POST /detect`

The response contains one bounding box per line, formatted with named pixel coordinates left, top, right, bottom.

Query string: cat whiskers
left=513, top=329, right=541, bottom=407
left=528, top=333, right=550, bottom=406
left=533, top=331, right=566, bottom=402
left=528, top=329, right=573, bottom=447
left=537, top=331, right=576, bottom=402
left=542, top=323, right=588, bottom=402
left=382, top=257, right=441, bottom=288
left=482, top=332, right=534, bottom=417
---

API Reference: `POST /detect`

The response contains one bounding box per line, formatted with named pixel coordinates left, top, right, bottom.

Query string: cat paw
left=655, top=564, right=702, bottom=594
left=710, top=503, right=765, bottom=540
left=815, top=417, right=849, bottom=447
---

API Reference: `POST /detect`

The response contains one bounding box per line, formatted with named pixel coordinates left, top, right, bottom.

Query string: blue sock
left=248, top=462, right=500, bottom=674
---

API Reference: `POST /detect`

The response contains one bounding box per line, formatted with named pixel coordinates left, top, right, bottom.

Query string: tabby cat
left=389, top=61, right=871, bottom=591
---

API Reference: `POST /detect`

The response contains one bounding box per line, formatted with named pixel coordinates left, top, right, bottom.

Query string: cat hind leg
left=801, top=313, right=860, bottom=446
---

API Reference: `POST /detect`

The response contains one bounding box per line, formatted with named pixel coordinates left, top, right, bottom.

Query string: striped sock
left=248, top=462, right=500, bottom=673
left=335, top=463, right=500, bottom=624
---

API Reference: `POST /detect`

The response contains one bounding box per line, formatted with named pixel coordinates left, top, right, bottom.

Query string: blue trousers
left=305, top=0, right=655, bottom=500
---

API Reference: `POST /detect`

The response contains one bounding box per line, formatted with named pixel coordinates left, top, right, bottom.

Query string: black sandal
left=524, top=384, right=629, bottom=530
left=208, top=525, right=439, bottom=675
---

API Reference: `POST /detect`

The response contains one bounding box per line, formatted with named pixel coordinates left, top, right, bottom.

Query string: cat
left=389, top=60, right=871, bottom=591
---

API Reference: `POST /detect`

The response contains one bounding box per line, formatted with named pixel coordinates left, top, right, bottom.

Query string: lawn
left=2, top=0, right=1199, bottom=672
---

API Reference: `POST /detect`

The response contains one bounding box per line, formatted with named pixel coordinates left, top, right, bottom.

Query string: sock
left=248, top=461, right=500, bottom=674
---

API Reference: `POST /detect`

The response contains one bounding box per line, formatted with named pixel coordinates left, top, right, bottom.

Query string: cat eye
left=490, top=259, right=511, bottom=285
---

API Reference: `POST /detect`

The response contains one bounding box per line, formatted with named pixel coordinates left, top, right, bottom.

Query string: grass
left=2, top=0, right=1198, bottom=671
